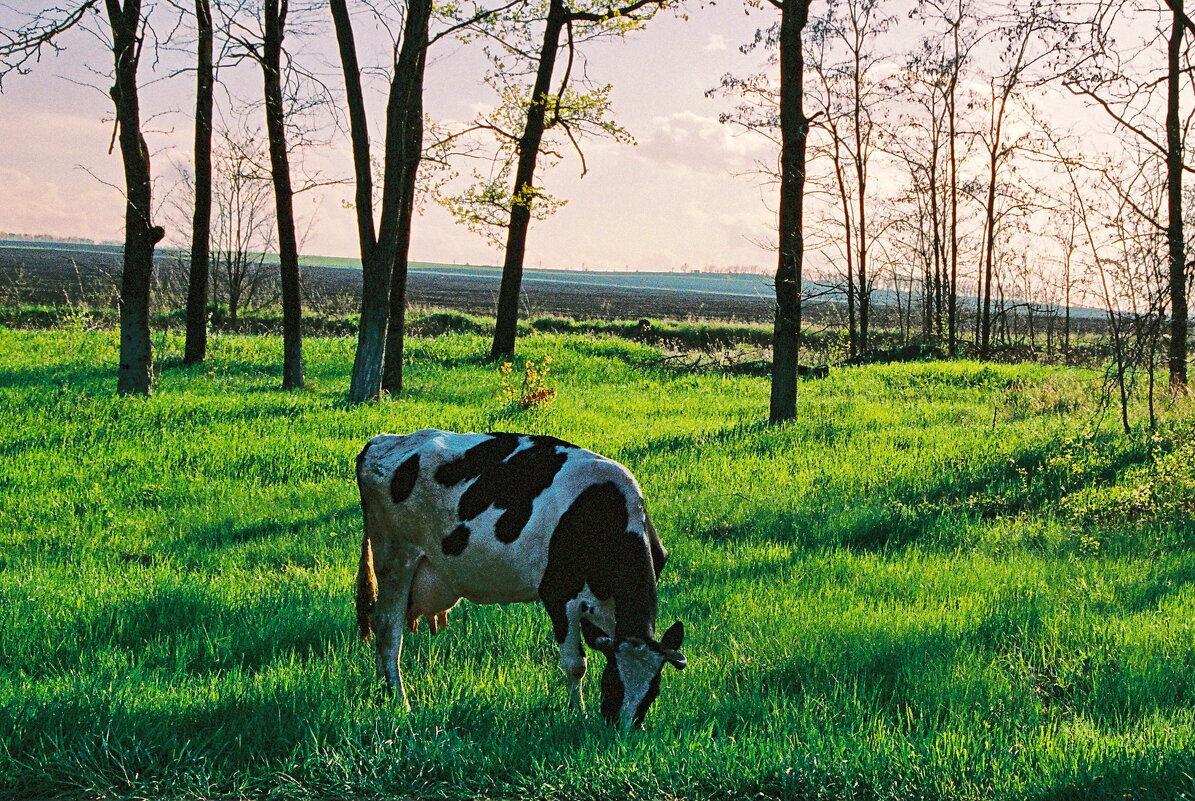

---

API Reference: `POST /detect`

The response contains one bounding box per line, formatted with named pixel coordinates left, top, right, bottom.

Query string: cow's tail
left=356, top=528, right=378, bottom=641
left=356, top=442, right=379, bottom=641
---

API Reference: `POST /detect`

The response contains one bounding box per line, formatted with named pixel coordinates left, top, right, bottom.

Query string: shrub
left=498, top=356, right=556, bottom=411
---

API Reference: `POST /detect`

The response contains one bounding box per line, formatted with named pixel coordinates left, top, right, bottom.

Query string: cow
left=355, top=429, right=687, bottom=729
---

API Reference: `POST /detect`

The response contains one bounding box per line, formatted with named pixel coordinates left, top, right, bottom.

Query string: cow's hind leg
left=372, top=544, right=421, bottom=709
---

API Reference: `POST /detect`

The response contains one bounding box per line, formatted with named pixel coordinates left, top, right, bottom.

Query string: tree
left=2, top=1, right=166, bottom=395
left=770, top=0, right=814, bottom=422
left=706, top=1, right=811, bottom=420
left=974, top=1, right=1075, bottom=357
left=335, top=0, right=519, bottom=402
left=184, top=0, right=214, bottom=365
left=331, top=0, right=426, bottom=401
left=1068, top=0, right=1194, bottom=390
left=914, top=0, right=981, bottom=356
left=445, top=0, right=668, bottom=360
left=1164, top=0, right=1189, bottom=389
left=330, top=0, right=381, bottom=402
left=208, top=129, right=278, bottom=324
left=806, top=0, right=892, bottom=357
left=223, top=0, right=312, bottom=389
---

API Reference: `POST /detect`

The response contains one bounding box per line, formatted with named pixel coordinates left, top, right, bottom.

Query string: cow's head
left=591, top=621, right=686, bottom=729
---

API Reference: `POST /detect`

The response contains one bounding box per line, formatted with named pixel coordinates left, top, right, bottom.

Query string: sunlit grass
left=0, top=326, right=1192, bottom=800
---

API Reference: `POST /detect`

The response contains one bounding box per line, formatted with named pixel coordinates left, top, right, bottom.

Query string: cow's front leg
left=558, top=597, right=589, bottom=713
left=372, top=546, right=421, bottom=709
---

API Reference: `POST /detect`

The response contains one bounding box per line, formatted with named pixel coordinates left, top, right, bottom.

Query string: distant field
left=0, top=326, right=1192, bottom=800
left=0, top=240, right=783, bottom=322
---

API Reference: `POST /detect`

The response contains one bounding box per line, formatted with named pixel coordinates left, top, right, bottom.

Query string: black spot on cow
left=433, top=433, right=521, bottom=487
left=599, top=655, right=624, bottom=725
left=442, top=524, right=470, bottom=556
left=436, top=433, right=574, bottom=545
left=539, top=481, right=657, bottom=644
left=389, top=453, right=421, bottom=503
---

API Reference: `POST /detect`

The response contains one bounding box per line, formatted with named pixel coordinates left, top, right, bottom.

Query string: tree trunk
left=490, top=0, right=567, bottom=360
left=928, top=140, right=942, bottom=340
left=262, top=0, right=304, bottom=390
left=106, top=0, right=160, bottom=397
left=832, top=143, right=856, bottom=359
left=380, top=0, right=432, bottom=395
left=853, top=57, right=869, bottom=357
left=980, top=147, right=997, bottom=356
left=1167, top=4, right=1189, bottom=390
left=946, top=10, right=961, bottom=357
left=332, top=0, right=384, bottom=403
left=770, top=0, right=811, bottom=423
left=184, top=0, right=213, bottom=366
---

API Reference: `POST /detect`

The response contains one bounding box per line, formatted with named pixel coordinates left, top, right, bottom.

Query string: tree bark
left=184, top=0, right=213, bottom=365
left=106, top=0, right=161, bottom=396
left=852, top=39, right=869, bottom=356
left=490, top=0, right=567, bottom=360
left=946, top=5, right=961, bottom=357
left=380, top=0, right=432, bottom=395
left=262, top=0, right=304, bottom=389
left=331, top=0, right=384, bottom=403
left=770, top=0, right=811, bottom=423
left=979, top=143, right=998, bottom=356
left=1167, top=3, right=1189, bottom=390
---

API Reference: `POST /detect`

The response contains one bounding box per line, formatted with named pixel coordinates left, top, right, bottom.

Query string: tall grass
left=0, top=326, right=1192, bottom=800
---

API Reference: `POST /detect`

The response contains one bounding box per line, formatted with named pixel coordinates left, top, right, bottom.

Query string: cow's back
left=357, top=430, right=645, bottom=606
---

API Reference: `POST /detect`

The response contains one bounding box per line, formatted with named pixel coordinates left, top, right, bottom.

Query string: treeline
left=0, top=233, right=110, bottom=245
left=0, top=0, right=1191, bottom=428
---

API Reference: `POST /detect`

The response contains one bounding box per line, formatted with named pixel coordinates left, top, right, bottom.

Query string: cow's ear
left=661, top=620, right=684, bottom=650
left=660, top=621, right=686, bottom=670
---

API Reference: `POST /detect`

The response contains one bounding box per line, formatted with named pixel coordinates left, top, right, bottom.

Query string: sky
left=0, top=0, right=783, bottom=273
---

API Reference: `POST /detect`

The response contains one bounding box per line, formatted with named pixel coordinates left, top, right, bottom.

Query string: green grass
left=1, top=326, right=1193, bottom=800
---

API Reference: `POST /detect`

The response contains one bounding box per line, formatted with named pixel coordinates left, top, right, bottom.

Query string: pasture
left=1, top=325, right=1193, bottom=800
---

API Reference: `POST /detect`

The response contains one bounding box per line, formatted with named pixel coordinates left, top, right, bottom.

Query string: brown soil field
left=0, top=243, right=781, bottom=323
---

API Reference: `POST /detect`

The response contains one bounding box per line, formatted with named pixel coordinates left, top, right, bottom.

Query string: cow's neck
left=612, top=586, right=657, bottom=641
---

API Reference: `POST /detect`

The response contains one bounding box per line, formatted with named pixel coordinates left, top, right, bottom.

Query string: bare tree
left=806, top=0, right=892, bottom=357
left=914, top=0, right=982, bottom=356
left=184, top=0, right=214, bottom=364
left=209, top=130, right=278, bottom=324
left=223, top=0, right=311, bottom=389
left=1068, top=0, right=1194, bottom=390
left=2, top=2, right=167, bottom=395
left=973, top=2, right=1077, bottom=356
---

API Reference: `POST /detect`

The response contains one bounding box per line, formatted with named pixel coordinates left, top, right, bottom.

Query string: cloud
left=704, top=34, right=728, bottom=52
left=635, top=110, right=771, bottom=175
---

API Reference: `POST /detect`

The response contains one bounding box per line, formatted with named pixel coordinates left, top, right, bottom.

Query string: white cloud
left=704, top=34, right=728, bottom=52
left=635, top=110, right=771, bottom=175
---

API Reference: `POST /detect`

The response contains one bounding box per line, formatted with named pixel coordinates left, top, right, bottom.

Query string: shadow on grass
left=10, top=583, right=351, bottom=678
left=172, top=504, right=359, bottom=553
left=1031, top=754, right=1195, bottom=801
left=0, top=364, right=112, bottom=393
left=623, top=423, right=1158, bottom=553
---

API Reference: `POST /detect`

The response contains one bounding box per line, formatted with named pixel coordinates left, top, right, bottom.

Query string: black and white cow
left=355, top=429, right=687, bottom=729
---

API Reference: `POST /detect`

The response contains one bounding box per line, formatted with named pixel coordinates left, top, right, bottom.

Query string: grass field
left=1, top=326, right=1194, bottom=800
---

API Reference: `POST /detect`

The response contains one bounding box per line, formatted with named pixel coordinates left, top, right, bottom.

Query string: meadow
left=1, top=324, right=1194, bottom=800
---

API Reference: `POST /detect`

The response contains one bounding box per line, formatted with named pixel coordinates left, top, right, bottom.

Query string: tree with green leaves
left=438, top=0, right=667, bottom=360
left=333, top=0, right=519, bottom=403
